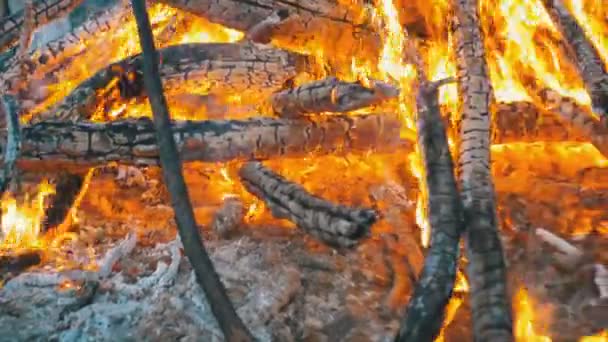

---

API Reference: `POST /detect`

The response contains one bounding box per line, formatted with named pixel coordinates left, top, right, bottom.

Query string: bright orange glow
left=515, top=287, right=552, bottom=342
left=0, top=180, right=56, bottom=251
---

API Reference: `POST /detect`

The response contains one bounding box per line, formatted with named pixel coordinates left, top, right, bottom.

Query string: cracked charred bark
left=0, top=0, right=84, bottom=53
left=270, top=76, right=400, bottom=118
left=540, top=0, right=608, bottom=117
left=394, top=70, right=464, bottom=340
left=451, top=0, right=513, bottom=340
left=131, top=0, right=253, bottom=339
left=29, top=42, right=305, bottom=123
left=239, top=161, right=377, bottom=248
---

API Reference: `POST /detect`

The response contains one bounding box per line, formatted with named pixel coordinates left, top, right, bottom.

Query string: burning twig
left=31, top=42, right=304, bottom=123
left=244, top=9, right=291, bottom=44
left=239, top=161, right=376, bottom=248
left=0, top=95, right=21, bottom=194
left=0, top=0, right=85, bottom=53
left=540, top=0, right=608, bottom=117
left=97, top=232, right=137, bottom=279
left=270, top=76, right=400, bottom=118
left=535, top=228, right=584, bottom=269
left=130, top=0, right=254, bottom=340
left=6, top=114, right=405, bottom=171
left=538, top=89, right=608, bottom=158
left=451, top=0, right=513, bottom=339
left=394, top=48, right=463, bottom=341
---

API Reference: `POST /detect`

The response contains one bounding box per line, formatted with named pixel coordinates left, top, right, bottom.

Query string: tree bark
left=239, top=161, right=377, bottom=248
left=451, top=0, right=513, bottom=340
left=8, top=113, right=404, bottom=171
left=394, top=73, right=464, bottom=340
left=30, top=42, right=305, bottom=123
left=270, top=76, right=400, bottom=118
left=0, top=0, right=84, bottom=53
left=0, top=95, right=21, bottom=194
left=130, top=0, right=254, bottom=340
left=540, top=0, right=608, bottom=117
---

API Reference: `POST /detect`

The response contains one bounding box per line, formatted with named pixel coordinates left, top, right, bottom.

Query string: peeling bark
left=0, top=0, right=84, bottom=53
left=451, top=0, right=513, bottom=340
left=270, top=76, right=400, bottom=118
left=239, top=161, right=376, bottom=248
left=394, top=73, right=464, bottom=341
left=8, top=113, right=405, bottom=171
left=540, top=0, right=608, bottom=116
left=538, top=89, right=608, bottom=158
left=30, top=42, right=305, bottom=123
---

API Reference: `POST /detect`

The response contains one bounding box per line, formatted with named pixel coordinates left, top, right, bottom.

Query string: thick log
left=538, top=89, right=608, bottom=158
left=540, top=0, right=608, bottom=116
left=42, top=172, right=85, bottom=231
left=30, top=42, right=306, bottom=123
left=451, top=0, right=513, bottom=340
left=270, top=76, right=400, bottom=118
left=8, top=113, right=405, bottom=170
left=239, top=161, right=376, bottom=248
left=157, top=0, right=383, bottom=69
left=0, top=0, right=84, bottom=53
left=394, top=72, right=464, bottom=342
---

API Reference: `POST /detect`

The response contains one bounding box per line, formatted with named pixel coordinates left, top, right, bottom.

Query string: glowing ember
left=0, top=180, right=56, bottom=251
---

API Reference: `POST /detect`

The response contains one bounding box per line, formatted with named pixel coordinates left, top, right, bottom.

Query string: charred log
left=30, top=42, right=305, bottom=123
left=451, top=0, right=513, bottom=340
left=239, top=161, right=376, bottom=248
left=11, top=113, right=405, bottom=171
left=270, top=76, right=400, bottom=118
left=394, top=69, right=464, bottom=342
left=0, top=0, right=84, bottom=53
left=131, top=0, right=254, bottom=339
left=42, top=172, right=85, bottom=231
left=540, top=0, right=608, bottom=116
left=0, top=95, right=21, bottom=194
left=0, top=251, right=42, bottom=278
left=538, top=89, right=608, bottom=158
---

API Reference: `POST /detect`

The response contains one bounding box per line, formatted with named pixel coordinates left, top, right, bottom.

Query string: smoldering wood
left=131, top=1, right=254, bottom=339
left=8, top=113, right=404, bottom=170
left=540, top=0, right=608, bottom=116
left=0, top=95, right=21, bottom=194
left=0, top=0, right=84, bottom=53
left=394, top=58, right=463, bottom=342
left=451, top=0, right=513, bottom=340
left=238, top=161, right=377, bottom=248
left=42, top=172, right=85, bottom=231
left=244, top=9, right=290, bottom=44
left=270, top=76, right=400, bottom=118
left=30, top=42, right=306, bottom=123
left=0, top=251, right=42, bottom=277
left=538, top=89, right=608, bottom=158
left=212, top=196, right=245, bottom=238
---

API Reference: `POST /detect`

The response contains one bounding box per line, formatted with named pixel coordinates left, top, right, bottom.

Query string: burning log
left=394, top=66, right=464, bottom=342
left=244, top=9, right=290, bottom=45
left=270, top=76, right=400, bottom=118
left=42, top=172, right=85, bottom=231
left=540, top=0, right=608, bottom=116
left=539, top=89, right=608, bottom=158
left=130, top=0, right=254, bottom=339
left=30, top=42, right=305, bottom=123
left=0, top=95, right=21, bottom=194
left=10, top=114, right=404, bottom=171
left=157, top=0, right=384, bottom=68
left=0, top=0, right=84, bottom=53
left=238, top=161, right=376, bottom=248
left=451, top=0, right=513, bottom=340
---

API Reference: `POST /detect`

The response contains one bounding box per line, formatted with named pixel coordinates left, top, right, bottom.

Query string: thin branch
left=129, top=1, right=254, bottom=341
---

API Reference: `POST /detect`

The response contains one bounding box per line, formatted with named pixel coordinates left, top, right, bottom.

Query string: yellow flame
left=515, top=287, right=552, bottom=342
left=1, top=180, right=56, bottom=250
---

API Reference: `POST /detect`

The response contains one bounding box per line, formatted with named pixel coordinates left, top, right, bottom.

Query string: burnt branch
left=394, top=51, right=463, bottom=341
left=270, top=76, right=400, bottom=118
left=6, top=113, right=405, bottom=171
left=30, top=42, right=305, bottom=123
left=0, top=0, right=84, bottom=53
left=130, top=1, right=254, bottom=340
left=0, top=95, right=21, bottom=194
left=42, top=171, right=85, bottom=231
left=239, top=161, right=376, bottom=248
left=452, top=0, right=513, bottom=339
left=244, top=9, right=291, bottom=44
left=540, top=0, right=608, bottom=116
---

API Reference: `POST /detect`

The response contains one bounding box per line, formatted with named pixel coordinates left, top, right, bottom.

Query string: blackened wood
left=42, top=172, right=85, bottom=231
left=0, top=95, right=20, bottom=194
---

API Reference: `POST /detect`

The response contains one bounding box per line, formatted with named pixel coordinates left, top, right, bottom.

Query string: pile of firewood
left=0, top=0, right=606, bottom=341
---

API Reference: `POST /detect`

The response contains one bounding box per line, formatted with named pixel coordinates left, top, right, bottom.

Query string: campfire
left=0, top=0, right=606, bottom=340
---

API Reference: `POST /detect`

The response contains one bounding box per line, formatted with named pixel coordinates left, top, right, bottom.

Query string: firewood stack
left=0, top=0, right=606, bottom=340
